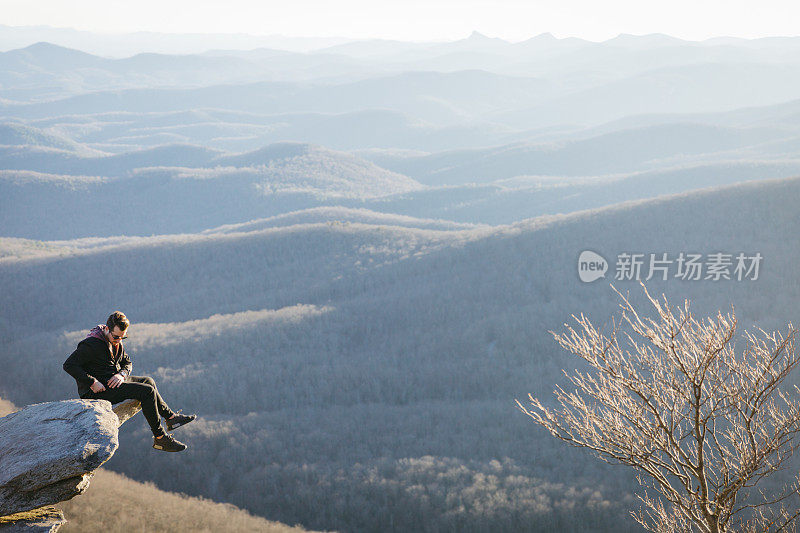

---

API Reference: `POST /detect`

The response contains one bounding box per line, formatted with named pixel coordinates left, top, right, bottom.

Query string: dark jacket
left=63, top=326, right=132, bottom=398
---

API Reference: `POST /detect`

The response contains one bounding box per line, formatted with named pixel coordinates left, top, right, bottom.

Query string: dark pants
left=85, top=375, right=174, bottom=436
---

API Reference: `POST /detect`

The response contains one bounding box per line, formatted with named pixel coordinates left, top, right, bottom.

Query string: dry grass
left=0, top=506, right=63, bottom=525
left=58, top=469, right=316, bottom=533
left=0, top=397, right=17, bottom=417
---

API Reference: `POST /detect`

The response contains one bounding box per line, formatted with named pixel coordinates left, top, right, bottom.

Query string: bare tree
left=517, top=285, right=800, bottom=533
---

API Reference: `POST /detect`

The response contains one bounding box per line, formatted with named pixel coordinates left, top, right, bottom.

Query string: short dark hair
left=107, top=311, right=130, bottom=332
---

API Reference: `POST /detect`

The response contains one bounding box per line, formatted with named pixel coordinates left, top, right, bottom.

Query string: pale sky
left=3, top=0, right=799, bottom=42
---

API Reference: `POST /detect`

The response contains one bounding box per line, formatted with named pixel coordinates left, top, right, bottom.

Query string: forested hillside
left=1, top=176, right=798, bottom=531
left=3, top=30, right=800, bottom=532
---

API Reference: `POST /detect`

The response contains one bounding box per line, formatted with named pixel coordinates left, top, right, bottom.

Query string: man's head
left=106, top=311, right=130, bottom=345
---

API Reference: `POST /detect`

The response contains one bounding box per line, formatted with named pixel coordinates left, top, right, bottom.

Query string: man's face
left=108, top=326, right=127, bottom=346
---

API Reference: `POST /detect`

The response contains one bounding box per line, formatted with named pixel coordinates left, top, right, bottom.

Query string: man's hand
left=107, top=373, right=126, bottom=388
left=90, top=380, right=106, bottom=393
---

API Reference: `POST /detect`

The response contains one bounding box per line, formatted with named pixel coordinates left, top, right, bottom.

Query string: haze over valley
left=1, top=24, right=799, bottom=531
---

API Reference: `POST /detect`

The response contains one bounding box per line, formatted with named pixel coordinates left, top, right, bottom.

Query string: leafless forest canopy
left=1, top=28, right=800, bottom=531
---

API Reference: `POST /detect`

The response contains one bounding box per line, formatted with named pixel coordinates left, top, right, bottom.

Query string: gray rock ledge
left=0, top=400, right=119, bottom=517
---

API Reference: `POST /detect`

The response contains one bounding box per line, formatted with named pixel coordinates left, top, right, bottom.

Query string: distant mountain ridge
left=0, top=140, right=414, bottom=179
left=0, top=142, right=423, bottom=238
left=201, top=206, right=489, bottom=234
left=0, top=121, right=98, bottom=154
left=0, top=25, right=352, bottom=56
left=364, top=122, right=797, bottom=184
left=0, top=69, right=553, bottom=125
left=3, top=138, right=800, bottom=238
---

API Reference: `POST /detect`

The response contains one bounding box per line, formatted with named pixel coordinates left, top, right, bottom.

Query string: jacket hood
left=87, top=324, right=109, bottom=342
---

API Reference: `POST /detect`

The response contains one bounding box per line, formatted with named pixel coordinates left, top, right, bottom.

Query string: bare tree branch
left=517, top=284, right=800, bottom=532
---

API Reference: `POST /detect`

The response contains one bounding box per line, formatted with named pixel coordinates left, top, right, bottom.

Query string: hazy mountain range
left=1, top=28, right=799, bottom=531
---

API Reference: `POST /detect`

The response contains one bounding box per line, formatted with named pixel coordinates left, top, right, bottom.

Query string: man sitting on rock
left=63, top=311, right=196, bottom=452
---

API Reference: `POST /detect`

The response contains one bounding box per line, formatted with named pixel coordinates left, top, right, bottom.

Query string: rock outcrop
left=0, top=400, right=118, bottom=517
left=0, top=398, right=141, bottom=529
left=111, top=399, right=141, bottom=427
